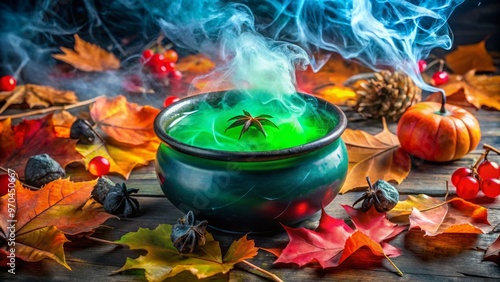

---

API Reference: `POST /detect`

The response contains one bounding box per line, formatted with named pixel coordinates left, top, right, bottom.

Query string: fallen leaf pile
left=53, top=34, right=120, bottom=72
left=114, top=224, right=258, bottom=281
left=0, top=84, right=78, bottom=115
left=387, top=194, right=491, bottom=236
left=0, top=115, right=82, bottom=178
left=341, top=118, right=411, bottom=193
left=76, top=95, right=160, bottom=179
left=0, top=179, right=116, bottom=269
left=275, top=206, right=404, bottom=274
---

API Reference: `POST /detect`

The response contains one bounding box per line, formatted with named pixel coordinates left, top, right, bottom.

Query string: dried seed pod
left=91, top=177, right=115, bottom=204
left=171, top=211, right=208, bottom=254
left=70, top=119, right=95, bottom=144
left=353, top=177, right=399, bottom=212
left=24, top=154, right=65, bottom=187
left=102, top=183, right=140, bottom=217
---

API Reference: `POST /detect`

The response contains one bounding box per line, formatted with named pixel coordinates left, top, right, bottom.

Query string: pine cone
left=345, top=70, right=422, bottom=120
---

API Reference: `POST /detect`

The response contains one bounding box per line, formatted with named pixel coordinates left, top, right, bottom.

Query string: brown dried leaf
left=0, top=84, right=78, bottom=115
left=340, top=118, right=411, bottom=193
left=445, top=40, right=496, bottom=74
left=53, top=34, right=120, bottom=72
left=425, top=89, right=479, bottom=112
left=431, top=70, right=500, bottom=111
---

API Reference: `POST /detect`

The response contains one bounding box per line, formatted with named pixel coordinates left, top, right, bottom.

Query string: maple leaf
left=408, top=197, right=491, bottom=236
left=114, top=224, right=259, bottom=281
left=0, top=115, right=82, bottom=178
left=0, top=179, right=116, bottom=268
left=340, top=118, right=411, bottom=193
left=0, top=84, right=78, bottom=115
left=90, top=96, right=160, bottom=146
left=484, top=235, right=500, bottom=262
left=52, top=110, right=77, bottom=138
left=429, top=70, right=500, bottom=111
left=275, top=207, right=403, bottom=274
left=76, top=139, right=160, bottom=179
left=53, top=34, right=120, bottom=72
left=444, top=40, right=496, bottom=74
left=387, top=194, right=443, bottom=224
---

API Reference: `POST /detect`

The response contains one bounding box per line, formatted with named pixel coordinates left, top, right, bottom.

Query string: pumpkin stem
left=439, top=89, right=447, bottom=114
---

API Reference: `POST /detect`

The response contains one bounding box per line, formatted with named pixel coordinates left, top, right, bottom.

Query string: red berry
left=0, top=75, right=17, bottom=91
left=88, top=156, right=110, bottom=176
left=169, top=70, right=183, bottom=82
left=163, top=61, right=176, bottom=72
left=141, top=49, right=154, bottom=64
left=481, top=178, right=500, bottom=198
left=451, top=167, right=472, bottom=187
left=417, top=60, right=427, bottom=72
left=163, top=95, right=179, bottom=108
left=164, top=49, right=179, bottom=63
left=0, top=174, right=10, bottom=197
left=477, top=160, right=500, bottom=179
left=149, top=53, right=165, bottom=68
left=432, top=71, right=449, bottom=86
left=152, top=64, right=170, bottom=78
left=456, top=176, right=480, bottom=200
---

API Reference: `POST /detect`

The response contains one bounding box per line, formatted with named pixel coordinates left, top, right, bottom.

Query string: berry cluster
left=141, top=48, right=182, bottom=82
left=417, top=59, right=449, bottom=86
left=451, top=144, right=500, bottom=199
left=0, top=75, right=17, bottom=91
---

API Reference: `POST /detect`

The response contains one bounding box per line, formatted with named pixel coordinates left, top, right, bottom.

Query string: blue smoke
left=0, top=0, right=464, bottom=99
left=154, top=0, right=464, bottom=93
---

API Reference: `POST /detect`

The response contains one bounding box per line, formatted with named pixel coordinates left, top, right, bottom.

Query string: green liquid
left=166, top=92, right=338, bottom=152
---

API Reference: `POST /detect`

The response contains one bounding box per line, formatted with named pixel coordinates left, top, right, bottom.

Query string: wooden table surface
left=1, top=103, right=499, bottom=282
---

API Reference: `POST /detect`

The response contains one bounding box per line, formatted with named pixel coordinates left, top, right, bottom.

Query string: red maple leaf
left=275, top=206, right=404, bottom=275
left=0, top=115, right=82, bottom=177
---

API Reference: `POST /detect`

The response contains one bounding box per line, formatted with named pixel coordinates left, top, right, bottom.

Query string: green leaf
left=114, top=224, right=258, bottom=282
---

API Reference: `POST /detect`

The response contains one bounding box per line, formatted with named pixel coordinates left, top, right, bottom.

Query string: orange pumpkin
left=397, top=101, right=481, bottom=162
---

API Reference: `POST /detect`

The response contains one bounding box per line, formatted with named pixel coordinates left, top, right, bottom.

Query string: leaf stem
left=240, top=260, right=283, bottom=282
left=384, top=254, right=403, bottom=277
left=85, top=236, right=127, bottom=247
left=0, top=95, right=105, bottom=120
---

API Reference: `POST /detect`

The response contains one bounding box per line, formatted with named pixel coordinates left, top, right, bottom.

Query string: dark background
left=0, top=0, right=498, bottom=76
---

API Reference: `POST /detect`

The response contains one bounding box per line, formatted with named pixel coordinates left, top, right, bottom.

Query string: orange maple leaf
left=445, top=40, right=496, bottom=75
left=52, top=110, right=77, bottom=138
left=340, top=118, right=411, bottom=193
left=296, top=53, right=369, bottom=104
left=53, top=34, right=120, bottom=72
left=90, top=96, right=160, bottom=146
left=0, top=115, right=82, bottom=178
left=0, top=179, right=116, bottom=268
left=408, top=197, right=491, bottom=236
